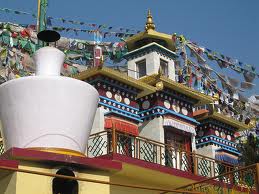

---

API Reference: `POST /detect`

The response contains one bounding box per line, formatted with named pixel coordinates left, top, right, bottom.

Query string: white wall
left=127, top=51, right=175, bottom=81
left=91, top=107, right=105, bottom=134
left=139, top=116, right=164, bottom=143
left=86, top=107, right=107, bottom=156
left=196, top=145, right=217, bottom=159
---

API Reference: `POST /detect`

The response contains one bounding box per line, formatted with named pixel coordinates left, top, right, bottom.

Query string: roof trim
left=73, top=66, right=156, bottom=98
left=139, top=74, right=214, bottom=105
left=125, top=29, right=176, bottom=52
left=124, top=42, right=177, bottom=59
left=197, top=111, right=249, bottom=130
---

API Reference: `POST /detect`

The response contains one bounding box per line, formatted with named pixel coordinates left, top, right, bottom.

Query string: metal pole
left=37, top=0, right=41, bottom=33
left=37, top=0, right=48, bottom=48
left=39, top=0, right=47, bottom=32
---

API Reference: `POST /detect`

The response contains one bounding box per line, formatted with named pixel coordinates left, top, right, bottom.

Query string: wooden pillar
left=256, top=163, right=259, bottom=192
left=193, top=151, right=198, bottom=175
left=112, top=123, right=117, bottom=154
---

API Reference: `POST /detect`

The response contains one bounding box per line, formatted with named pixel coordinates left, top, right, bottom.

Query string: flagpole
left=37, top=0, right=47, bottom=47
left=37, top=0, right=41, bottom=33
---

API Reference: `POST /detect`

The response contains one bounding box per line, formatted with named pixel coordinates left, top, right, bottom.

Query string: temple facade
left=81, top=10, right=246, bottom=166
left=0, top=10, right=257, bottom=194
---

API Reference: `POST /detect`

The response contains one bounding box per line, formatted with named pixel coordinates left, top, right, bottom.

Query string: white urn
left=0, top=46, right=99, bottom=156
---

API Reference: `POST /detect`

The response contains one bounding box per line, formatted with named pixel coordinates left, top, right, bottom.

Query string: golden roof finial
left=145, top=9, right=155, bottom=31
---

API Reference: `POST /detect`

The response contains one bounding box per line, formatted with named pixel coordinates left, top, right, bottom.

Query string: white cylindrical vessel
left=0, top=46, right=99, bottom=156
left=34, top=46, right=65, bottom=76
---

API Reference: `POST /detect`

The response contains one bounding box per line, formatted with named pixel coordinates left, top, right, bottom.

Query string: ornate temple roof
left=124, top=42, right=177, bottom=60
left=195, top=111, right=250, bottom=130
left=139, top=74, right=214, bottom=106
left=73, top=66, right=156, bottom=98
left=125, top=10, right=176, bottom=52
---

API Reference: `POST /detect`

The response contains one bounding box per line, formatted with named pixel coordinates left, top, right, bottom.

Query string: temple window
left=136, top=59, right=146, bottom=78
left=52, top=168, right=78, bottom=194
left=160, top=59, right=168, bottom=77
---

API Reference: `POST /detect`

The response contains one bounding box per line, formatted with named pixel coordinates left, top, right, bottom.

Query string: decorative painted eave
left=196, top=111, right=249, bottom=130
left=126, top=29, right=176, bottom=52
left=123, top=42, right=178, bottom=60
left=139, top=74, right=214, bottom=106
left=72, top=66, right=156, bottom=98
left=193, top=109, right=209, bottom=117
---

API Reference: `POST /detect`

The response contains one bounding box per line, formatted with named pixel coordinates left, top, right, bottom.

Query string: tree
left=237, top=128, right=259, bottom=166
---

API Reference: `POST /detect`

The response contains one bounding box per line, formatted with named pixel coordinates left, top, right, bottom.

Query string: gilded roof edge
left=72, top=66, right=156, bottom=98
left=124, top=42, right=177, bottom=59
left=125, top=29, right=176, bottom=52
left=197, top=111, right=249, bottom=130
left=139, top=74, right=214, bottom=106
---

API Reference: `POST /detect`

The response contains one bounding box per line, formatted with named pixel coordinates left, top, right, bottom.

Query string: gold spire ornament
left=145, top=9, right=155, bottom=31
left=156, top=81, right=164, bottom=90
left=248, top=117, right=256, bottom=128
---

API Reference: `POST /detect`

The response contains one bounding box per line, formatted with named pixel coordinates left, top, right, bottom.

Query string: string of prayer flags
left=243, top=69, right=256, bottom=83
left=216, top=58, right=229, bottom=69
left=46, top=16, right=140, bottom=34
left=177, top=34, right=258, bottom=114
left=204, top=46, right=258, bottom=77
left=0, top=7, right=141, bottom=36
left=50, top=26, right=135, bottom=38
left=227, top=76, right=239, bottom=87
left=186, top=43, right=206, bottom=64
left=238, top=93, right=249, bottom=103
left=185, top=38, right=259, bottom=78
left=241, top=82, right=255, bottom=90
left=230, top=65, right=243, bottom=74
left=0, top=8, right=37, bottom=18
left=0, top=22, right=103, bottom=80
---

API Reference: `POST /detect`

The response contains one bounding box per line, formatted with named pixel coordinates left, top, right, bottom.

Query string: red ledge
left=100, top=153, right=204, bottom=182
left=99, top=154, right=254, bottom=193
left=2, top=147, right=122, bottom=171
left=0, top=159, right=19, bottom=169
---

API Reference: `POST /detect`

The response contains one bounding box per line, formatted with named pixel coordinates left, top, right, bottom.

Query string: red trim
left=193, top=109, right=209, bottom=117
left=105, top=117, right=139, bottom=136
left=98, top=153, right=253, bottom=193
left=98, top=88, right=106, bottom=96
left=0, top=149, right=254, bottom=193
left=102, top=153, right=204, bottom=182
left=0, top=159, right=19, bottom=168
left=3, top=147, right=122, bottom=171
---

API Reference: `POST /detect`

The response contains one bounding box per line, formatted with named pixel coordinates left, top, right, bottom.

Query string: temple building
left=194, top=104, right=249, bottom=166
left=0, top=10, right=258, bottom=194
left=77, top=10, right=214, bottom=159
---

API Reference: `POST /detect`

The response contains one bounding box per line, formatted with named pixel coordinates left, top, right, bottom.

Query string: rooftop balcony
left=0, top=131, right=258, bottom=193
left=88, top=130, right=236, bottom=177
left=179, top=164, right=259, bottom=194
left=87, top=130, right=259, bottom=193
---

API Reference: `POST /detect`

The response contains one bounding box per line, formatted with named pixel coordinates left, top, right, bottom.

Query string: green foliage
left=237, top=133, right=259, bottom=165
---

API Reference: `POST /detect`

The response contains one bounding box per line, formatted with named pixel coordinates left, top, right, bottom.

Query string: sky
left=1, top=0, right=259, bottom=97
